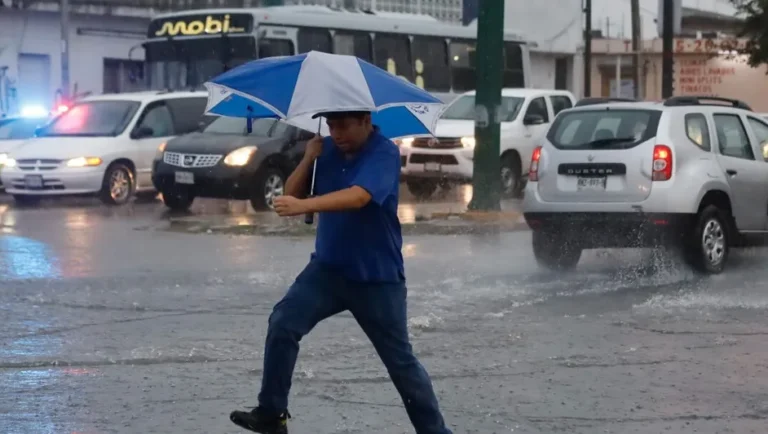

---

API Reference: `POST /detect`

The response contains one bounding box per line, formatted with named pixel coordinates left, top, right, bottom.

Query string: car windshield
left=203, top=116, right=275, bottom=136
left=547, top=109, right=662, bottom=150
left=40, top=100, right=140, bottom=137
left=440, top=95, right=524, bottom=122
left=0, top=117, right=47, bottom=140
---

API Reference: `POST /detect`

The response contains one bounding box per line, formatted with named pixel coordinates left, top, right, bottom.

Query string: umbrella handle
left=304, top=158, right=318, bottom=225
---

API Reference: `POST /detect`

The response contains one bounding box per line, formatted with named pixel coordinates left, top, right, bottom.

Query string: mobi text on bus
left=153, top=15, right=247, bottom=37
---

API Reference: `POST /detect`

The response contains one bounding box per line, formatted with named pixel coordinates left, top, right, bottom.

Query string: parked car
left=0, top=91, right=211, bottom=205
left=398, top=88, right=576, bottom=199
left=152, top=116, right=314, bottom=212
left=523, top=95, right=768, bottom=274
left=0, top=115, right=50, bottom=188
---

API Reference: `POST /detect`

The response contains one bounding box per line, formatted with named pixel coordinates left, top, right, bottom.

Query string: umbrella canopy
left=204, top=51, right=445, bottom=139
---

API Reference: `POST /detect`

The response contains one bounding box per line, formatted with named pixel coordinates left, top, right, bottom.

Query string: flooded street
left=2, top=189, right=768, bottom=433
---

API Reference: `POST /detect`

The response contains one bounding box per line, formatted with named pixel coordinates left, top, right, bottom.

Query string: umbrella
left=203, top=51, right=445, bottom=139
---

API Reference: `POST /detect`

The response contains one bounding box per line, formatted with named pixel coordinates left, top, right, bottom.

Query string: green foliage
left=731, top=0, right=768, bottom=68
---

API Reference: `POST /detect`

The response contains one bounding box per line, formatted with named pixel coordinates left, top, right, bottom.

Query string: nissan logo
left=183, top=155, right=195, bottom=166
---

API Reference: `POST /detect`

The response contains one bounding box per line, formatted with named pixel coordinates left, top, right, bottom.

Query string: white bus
left=142, top=5, right=531, bottom=100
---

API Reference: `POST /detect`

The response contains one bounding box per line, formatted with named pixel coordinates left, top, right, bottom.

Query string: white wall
left=504, top=0, right=584, bottom=53
left=0, top=9, right=147, bottom=113
left=529, top=53, right=557, bottom=89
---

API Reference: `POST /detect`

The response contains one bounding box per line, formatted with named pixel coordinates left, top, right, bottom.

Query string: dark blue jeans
left=258, top=260, right=452, bottom=434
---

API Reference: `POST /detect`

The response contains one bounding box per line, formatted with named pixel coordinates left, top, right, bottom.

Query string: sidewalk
left=162, top=200, right=529, bottom=236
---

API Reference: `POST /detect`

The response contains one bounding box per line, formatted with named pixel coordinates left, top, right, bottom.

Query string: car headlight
left=395, top=137, right=414, bottom=148
left=461, top=136, right=475, bottom=149
left=0, top=153, right=7, bottom=167
left=156, top=142, right=167, bottom=159
left=66, top=157, right=102, bottom=167
left=224, top=146, right=257, bottom=166
left=4, top=158, right=16, bottom=168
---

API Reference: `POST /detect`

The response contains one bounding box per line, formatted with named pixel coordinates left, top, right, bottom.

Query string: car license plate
left=577, top=176, right=606, bottom=191
left=175, top=171, right=194, bottom=184
left=24, top=175, right=43, bottom=189
left=424, top=162, right=441, bottom=171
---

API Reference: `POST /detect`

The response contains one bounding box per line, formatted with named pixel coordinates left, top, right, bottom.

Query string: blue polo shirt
left=311, top=128, right=404, bottom=283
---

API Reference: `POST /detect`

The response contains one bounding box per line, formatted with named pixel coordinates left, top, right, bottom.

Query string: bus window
left=333, top=32, right=372, bottom=61
left=411, top=36, right=450, bottom=92
left=258, top=39, right=294, bottom=58
left=504, top=43, right=525, bottom=88
left=373, top=34, right=412, bottom=82
left=298, top=27, right=332, bottom=53
left=449, top=41, right=475, bottom=92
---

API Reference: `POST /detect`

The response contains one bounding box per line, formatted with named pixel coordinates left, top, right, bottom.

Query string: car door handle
left=726, top=169, right=737, bottom=176
left=524, top=133, right=532, bottom=138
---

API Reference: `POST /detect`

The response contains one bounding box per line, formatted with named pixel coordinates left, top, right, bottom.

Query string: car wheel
left=162, top=189, right=195, bottom=211
left=251, top=167, right=285, bottom=211
left=532, top=229, right=582, bottom=271
left=99, top=163, right=135, bottom=206
left=682, top=205, right=729, bottom=274
left=13, top=195, right=40, bottom=206
left=406, top=179, right=438, bottom=200
left=501, top=153, right=523, bottom=198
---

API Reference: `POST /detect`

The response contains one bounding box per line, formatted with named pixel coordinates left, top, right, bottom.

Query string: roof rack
left=663, top=96, right=752, bottom=111
left=574, top=97, right=637, bottom=107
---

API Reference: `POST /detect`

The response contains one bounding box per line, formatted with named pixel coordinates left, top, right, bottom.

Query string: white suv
left=1, top=91, right=210, bottom=205
left=398, top=89, right=575, bottom=199
left=523, top=96, right=768, bottom=274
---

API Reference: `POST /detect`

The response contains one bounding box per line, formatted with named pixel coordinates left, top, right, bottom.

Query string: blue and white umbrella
left=204, top=51, right=444, bottom=139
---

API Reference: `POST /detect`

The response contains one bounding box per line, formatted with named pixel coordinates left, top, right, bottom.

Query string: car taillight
left=529, top=146, right=542, bottom=181
left=652, top=145, right=672, bottom=181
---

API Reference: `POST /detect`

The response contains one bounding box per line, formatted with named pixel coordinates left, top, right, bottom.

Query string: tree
left=731, top=0, right=768, bottom=68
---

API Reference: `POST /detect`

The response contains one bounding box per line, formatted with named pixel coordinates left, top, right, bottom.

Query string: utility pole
left=661, top=0, right=674, bottom=98
left=467, top=0, right=504, bottom=211
left=583, top=0, right=592, bottom=97
left=60, top=0, right=71, bottom=102
left=630, top=0, right=641, bottom=99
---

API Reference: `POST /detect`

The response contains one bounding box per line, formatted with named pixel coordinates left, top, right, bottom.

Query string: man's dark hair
left=313, top=111, right=371, bottom=120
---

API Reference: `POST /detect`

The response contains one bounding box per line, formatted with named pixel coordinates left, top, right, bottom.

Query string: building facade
left=589, top=37, right=768, bottom=111
left=0, top=0, right=585, bottom=116
left=585, top=5, right=767, bottom=109
left=0, top=6, right=148, bottom=115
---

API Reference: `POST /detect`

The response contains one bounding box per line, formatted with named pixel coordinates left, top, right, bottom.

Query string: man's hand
left=304, top=135, right=323, bottom=161
left=273, top=195, right=308, bottom=217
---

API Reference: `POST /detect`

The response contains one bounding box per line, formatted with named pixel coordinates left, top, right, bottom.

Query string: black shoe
left=230, top=406, right=290, bottom=434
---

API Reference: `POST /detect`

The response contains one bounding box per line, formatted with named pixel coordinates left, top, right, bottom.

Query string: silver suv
left=522, top=96, right=768, bottom=274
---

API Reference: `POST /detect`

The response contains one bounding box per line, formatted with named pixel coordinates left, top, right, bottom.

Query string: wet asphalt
left=2, top=187, right=768, bottom=434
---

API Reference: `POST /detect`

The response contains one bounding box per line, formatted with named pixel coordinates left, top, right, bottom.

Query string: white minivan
left=398, top=88, right=575, bottom=199
left=1, top=91, right=210, bottom=205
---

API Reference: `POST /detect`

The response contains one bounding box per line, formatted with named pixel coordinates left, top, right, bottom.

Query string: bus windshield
left=144, top=36, right=257, bottom=90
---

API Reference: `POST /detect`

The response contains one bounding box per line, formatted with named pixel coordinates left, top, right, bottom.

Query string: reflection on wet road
left=2, top=191, right=768, bottom=433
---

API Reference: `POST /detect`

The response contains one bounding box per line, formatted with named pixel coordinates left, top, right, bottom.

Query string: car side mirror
left=523, top=114, right=545, bottom=125
left=34, top=126, right=45, bottom=137
left=197, top=121, right=207, bottom=132
left=132, top=126, right=154, bottom=139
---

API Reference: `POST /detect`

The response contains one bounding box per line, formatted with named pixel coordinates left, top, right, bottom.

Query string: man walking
left=230, top=111, right=452, bottom=434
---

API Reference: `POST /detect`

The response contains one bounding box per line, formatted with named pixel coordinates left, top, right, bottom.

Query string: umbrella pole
left=304, top=118, right=321, bottom=225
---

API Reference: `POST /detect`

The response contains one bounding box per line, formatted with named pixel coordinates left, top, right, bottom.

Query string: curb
left=429, top=210, right=523, bottom=222
left=161, top=218, right=529, bottom=237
